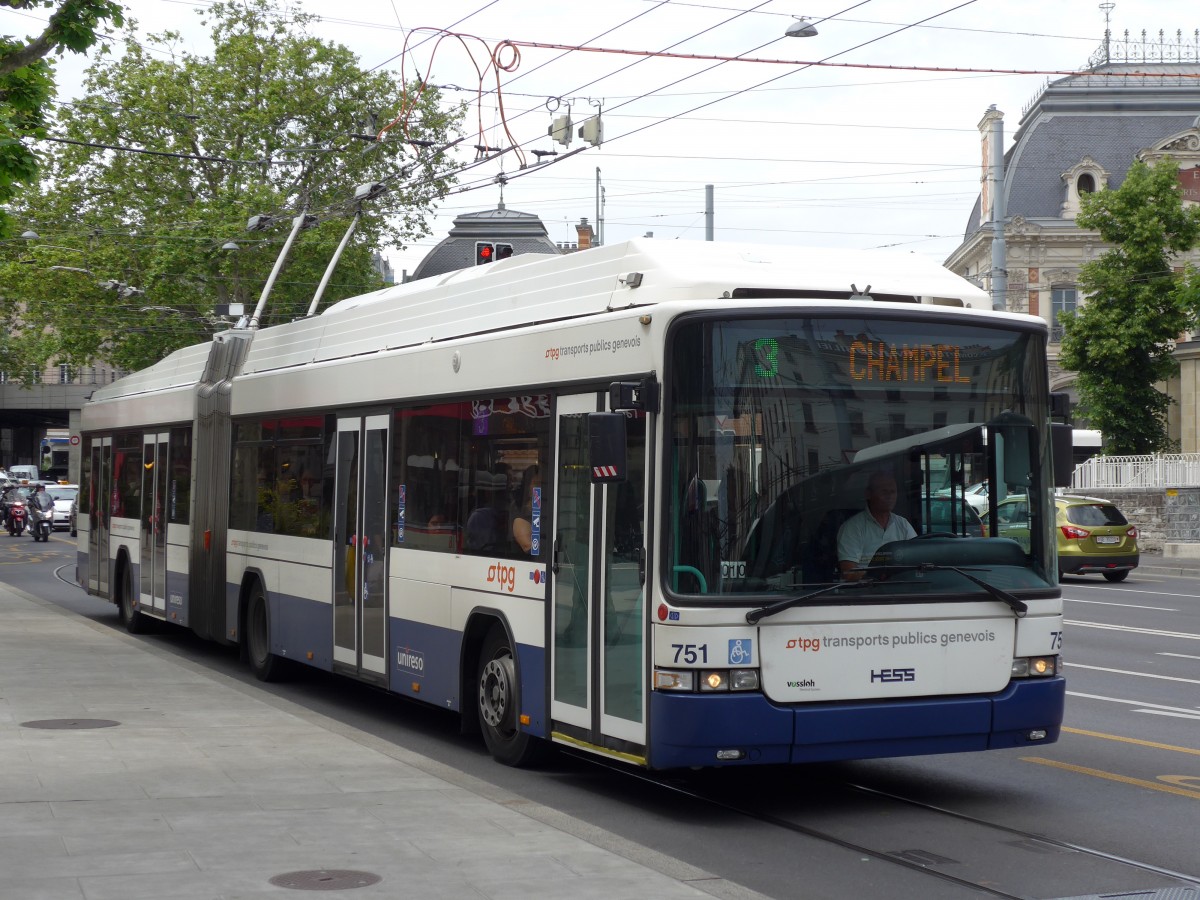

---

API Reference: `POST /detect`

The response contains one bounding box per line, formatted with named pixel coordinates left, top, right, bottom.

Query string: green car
left=986, top=494, right=1138, bottom=582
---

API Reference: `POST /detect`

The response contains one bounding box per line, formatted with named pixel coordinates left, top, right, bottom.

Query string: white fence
left=1072, top=454, right=1200, bottom=490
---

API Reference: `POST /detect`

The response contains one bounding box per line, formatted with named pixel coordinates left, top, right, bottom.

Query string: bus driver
left=836, top=471, right=916, bottom=581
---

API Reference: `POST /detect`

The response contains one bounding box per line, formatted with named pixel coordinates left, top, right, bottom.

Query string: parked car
left=986, top=494, right=1138, bottom=582
left=917, top=495, right=986, bottom=537
left=46, top=485, right=78, bottom=531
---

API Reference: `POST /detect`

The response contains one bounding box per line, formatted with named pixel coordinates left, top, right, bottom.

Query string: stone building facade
left=944, top=33, right=1200, bottom=448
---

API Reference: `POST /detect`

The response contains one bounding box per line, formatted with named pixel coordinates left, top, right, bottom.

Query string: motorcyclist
left=29, top=483, right=54, bottom=528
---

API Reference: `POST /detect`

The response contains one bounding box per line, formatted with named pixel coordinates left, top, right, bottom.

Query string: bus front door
left=332, top=414, right=389, bottom=681
left=87, top=437, right=112, bottom=595
left=139, top=432, right=170, bottom=616
left=551, top=393, right=648, bottom=757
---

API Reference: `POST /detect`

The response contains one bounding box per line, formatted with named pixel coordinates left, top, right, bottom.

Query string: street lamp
left=784, top=17, right=818, bottom=38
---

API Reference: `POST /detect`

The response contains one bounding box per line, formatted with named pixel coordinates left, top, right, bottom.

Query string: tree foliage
left=1, top=0, right=461, bottom=376
left=0, top=0, right=124, bottom=235
left=1057, top=158, right=1200, bottom=455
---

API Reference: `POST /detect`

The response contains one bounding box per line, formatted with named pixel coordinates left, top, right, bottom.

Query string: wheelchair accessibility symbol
left=728, top=639, right=752, bottom=665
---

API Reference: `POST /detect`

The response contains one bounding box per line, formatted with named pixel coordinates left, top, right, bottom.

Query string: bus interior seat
left=804, top=508, right=860, bottom=583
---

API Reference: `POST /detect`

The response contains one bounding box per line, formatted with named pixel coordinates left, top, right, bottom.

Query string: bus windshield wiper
left=863, top=563, right=1027, bottom=617
left=746, top=579, right=877, bottom=625
left=744, top=564, right=1027, bottom=625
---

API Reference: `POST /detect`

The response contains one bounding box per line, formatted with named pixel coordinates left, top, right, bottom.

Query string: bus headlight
left=654, top=669, right=760, bottom=692
left=729, top=669, right=760, bottom=691
left=1011, top=656, right=1058, bottom=677
left=654, top=669, right=695, bottom=691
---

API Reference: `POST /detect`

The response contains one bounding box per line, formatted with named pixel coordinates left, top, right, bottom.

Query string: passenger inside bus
left=836, top=471, right=916, bottom=581
left=464, top=471, right=509, bottom=553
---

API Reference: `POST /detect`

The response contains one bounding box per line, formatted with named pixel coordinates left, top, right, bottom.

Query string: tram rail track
left=573, top=752, right=1200, bottom=900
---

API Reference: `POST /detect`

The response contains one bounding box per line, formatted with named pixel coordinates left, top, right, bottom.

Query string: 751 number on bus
left=671, top=643, right=709, bottom=665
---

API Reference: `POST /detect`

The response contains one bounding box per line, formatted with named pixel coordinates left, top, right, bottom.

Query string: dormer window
left=1061, top=157, right=1108, bottom=219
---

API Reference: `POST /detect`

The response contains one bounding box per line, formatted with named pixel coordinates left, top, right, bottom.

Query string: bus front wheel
left=476, top=626, right=545, bottom=767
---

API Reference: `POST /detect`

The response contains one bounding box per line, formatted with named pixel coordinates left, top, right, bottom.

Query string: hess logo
left=871, top=668, right=916, bottom=683
left=487, top=564, right=517, bottom=593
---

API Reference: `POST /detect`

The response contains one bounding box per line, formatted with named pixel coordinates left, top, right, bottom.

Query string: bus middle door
left=332, top=413, right=389, bottom=682
left=551, top=393, right=648, bottom=758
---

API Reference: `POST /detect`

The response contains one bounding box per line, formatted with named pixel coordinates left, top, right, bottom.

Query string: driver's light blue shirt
left=837, top=509, right=916, bottom=570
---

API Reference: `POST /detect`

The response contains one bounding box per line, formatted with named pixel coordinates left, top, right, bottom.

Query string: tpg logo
left=487, top=563, right=517, bottom=593
left=871, top=668, right=916, bottom=683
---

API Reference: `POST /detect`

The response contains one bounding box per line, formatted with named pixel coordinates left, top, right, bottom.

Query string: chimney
left=576, top=217, right=595, bottom=250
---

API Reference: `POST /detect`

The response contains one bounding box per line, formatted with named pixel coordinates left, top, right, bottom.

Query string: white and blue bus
left=76, top=239, right=1066, bottom=769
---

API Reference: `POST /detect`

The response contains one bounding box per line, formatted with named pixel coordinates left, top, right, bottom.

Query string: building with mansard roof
left=944, top=30, right=1200, bottom=449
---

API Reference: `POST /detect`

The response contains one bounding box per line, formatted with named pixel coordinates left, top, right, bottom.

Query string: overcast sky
left=8, top=0, right=1199, bottom=278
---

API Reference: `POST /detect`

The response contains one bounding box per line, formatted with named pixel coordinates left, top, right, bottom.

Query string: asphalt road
left=9, top=531, right=1200, bottom=900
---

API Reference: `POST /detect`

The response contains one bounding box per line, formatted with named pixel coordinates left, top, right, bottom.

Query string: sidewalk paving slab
left=0, top=583, right=766, bottom=900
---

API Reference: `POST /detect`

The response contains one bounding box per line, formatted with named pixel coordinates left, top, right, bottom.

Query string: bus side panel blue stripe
left=385, top=619, right=547, bottom=739
left=166, top=569, right=188, bottom=627
left=516, top=643, right=546, bottom=738
left=389, top=619, right=464, bottom=711
left=272, top=592, right=334, bottom=670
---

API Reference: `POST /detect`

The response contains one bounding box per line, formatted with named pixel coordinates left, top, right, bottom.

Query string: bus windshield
left=666, top=314, right=1056, bottom=600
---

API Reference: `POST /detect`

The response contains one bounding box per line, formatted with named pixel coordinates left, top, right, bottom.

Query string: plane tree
left=3, top=0, right=461, bottom=375
left=1058, top=158, right=1200, bottom=454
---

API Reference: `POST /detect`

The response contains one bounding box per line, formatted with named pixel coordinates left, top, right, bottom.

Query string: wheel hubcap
left=479, top=655, right=515, bottom=729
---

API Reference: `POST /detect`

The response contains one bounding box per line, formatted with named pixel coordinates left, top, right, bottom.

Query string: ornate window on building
left=1060, top=157, right=1109, bottom=219
left=1050, top=286, right=1077, bottom=342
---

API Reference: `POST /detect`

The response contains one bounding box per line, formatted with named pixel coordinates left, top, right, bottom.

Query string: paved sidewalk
left=0, top=583, right=761, bottom=900
left=1132, top=552, right=1200, bottom=578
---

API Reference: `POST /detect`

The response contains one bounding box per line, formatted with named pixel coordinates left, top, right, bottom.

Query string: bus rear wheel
left=117, top=565, right=148, bottom=635
left=477, top=626, right=545, bottom=767
left=247, top=583, right=284, bottom=682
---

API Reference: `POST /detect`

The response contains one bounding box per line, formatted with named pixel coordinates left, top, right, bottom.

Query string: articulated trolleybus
left=77, top=239, right=1067, bottom=769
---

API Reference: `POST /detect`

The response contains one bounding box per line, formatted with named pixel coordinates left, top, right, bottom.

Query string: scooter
left=7, top=501, right=27, bottom=536
left=29, top=503, right=53, bottom=542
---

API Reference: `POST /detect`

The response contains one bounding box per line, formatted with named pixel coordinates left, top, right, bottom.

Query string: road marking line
left=1159, top=652, right=1200, bottom=661
left=1067, top=690, right=1200, bottom=718
left=1135, top=709, right=1200, bottom=721
left=1077, top=586, right=1200, bottom=600
left=1064, top=598, right=1178, bottom=610
left=1066, top=662, right=1200, bottom=685
left=1066, top=620, right=1200, bottom=641
left=1062, top=726, right=1200, bottom=755
left=1022, top=758, right=1200, bottom=800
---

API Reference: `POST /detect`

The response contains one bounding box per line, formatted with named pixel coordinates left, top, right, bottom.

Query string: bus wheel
left=118, top=565, right=148, bottom=635
left=477, top=626, right=545, bottom=767
left=247, top=583, right=284, bottom=682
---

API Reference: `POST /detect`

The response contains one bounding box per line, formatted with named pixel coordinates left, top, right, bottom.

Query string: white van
left=9, top=465, right=40, bottom=483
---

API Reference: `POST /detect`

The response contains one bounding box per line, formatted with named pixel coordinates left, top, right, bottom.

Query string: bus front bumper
left=646, top=676, right=1064, bottom=769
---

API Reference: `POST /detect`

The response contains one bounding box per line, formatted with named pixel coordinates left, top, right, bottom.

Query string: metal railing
left=1072, top=454, right=1200, bottom=490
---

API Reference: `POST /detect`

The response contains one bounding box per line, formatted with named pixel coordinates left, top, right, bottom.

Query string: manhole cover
left=20, top=719, right=120, bottom=730
left=269, top=870, right=382, bottom=891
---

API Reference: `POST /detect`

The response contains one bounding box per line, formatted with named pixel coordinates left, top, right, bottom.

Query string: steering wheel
left=910, top=531, right=963, bottom=540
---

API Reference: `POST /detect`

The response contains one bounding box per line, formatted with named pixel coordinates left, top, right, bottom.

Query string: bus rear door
left=551, top=393, right=648, bottom=758
left=332, top=413, right=390, bottom=681
left=139, top=432, right=169, bottom=616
